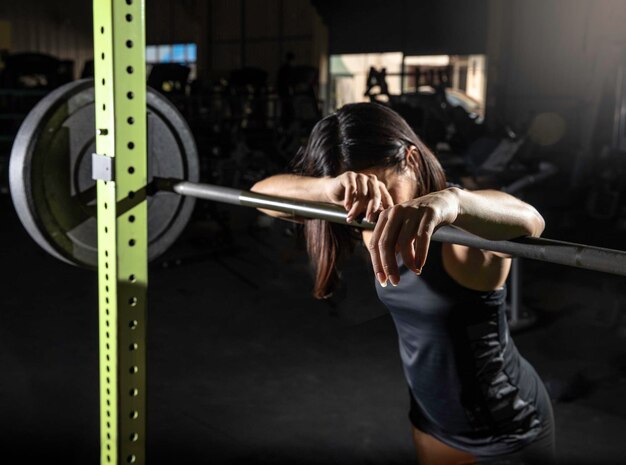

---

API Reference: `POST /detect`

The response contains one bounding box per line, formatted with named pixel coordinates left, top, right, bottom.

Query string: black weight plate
left=9, top=79, right=199, bottom=268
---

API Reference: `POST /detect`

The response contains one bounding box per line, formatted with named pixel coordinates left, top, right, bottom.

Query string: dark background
left=2, top=1, right=626, bottom=464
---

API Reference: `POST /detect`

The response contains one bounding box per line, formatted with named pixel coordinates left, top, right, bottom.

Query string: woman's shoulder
left=439, top=242, right=510, bottom=293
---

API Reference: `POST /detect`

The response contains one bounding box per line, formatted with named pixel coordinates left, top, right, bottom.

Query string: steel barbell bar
left=168, top=180, right=626, bottom=278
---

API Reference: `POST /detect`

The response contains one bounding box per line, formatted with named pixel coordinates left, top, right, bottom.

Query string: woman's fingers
left=377, top=206, right=405, bottom=286
left=365, top=176, right=382, bottom=222
left=379, top=182, right=394, bottom=209
left=397, top=215, right=420, bottom=274
left=342, top=172, right=357, bottom=210
left=370, top=204, right=440, bottom=286
left=346, top=175, right=370, bottom=222
left=413, top=208, right=438, bottom=273
left=367, top=211, right=388, bottom=286
left=336, top=173, right=391, bottom=224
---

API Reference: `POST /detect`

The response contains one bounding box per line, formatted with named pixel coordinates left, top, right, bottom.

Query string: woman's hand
left=367, top=188, right=460, bottom=286
left=324, top=171, right=394, bottom=223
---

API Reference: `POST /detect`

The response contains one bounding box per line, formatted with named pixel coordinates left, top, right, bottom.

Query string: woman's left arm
left=450, top=187, right=545, bottom=240
left=366, top=187, right=545, bottom=287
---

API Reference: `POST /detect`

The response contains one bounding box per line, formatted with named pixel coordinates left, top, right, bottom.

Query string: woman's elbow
left=250, top=179, right=267, bottom=194
left=527, top=207, right=545, bottom=237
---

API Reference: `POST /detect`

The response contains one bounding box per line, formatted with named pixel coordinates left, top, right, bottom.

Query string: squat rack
left=93, top=1, right=148, bottom=463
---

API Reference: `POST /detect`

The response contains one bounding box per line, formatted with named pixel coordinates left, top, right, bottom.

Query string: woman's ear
left=405, top=145, right=419, bottom=171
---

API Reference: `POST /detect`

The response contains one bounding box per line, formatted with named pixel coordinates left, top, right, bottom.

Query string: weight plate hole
left=101, top=78, right=105, bottom=86
left=127, top=117, right=134, bottom=124
left=129, top=274, right=136, bottom=282
left=126, top=40, right=133, bottom=48
left=130, top=433, right=138, bottom=442
left=129, top=297, right=137, bottom=306
left=128, top=141, right=135, bottom=149
left=129, top=215, right=135, bottom=223
left=126, top=13, right=133, bottom=22
left=128, top=167, right=135, bottom=174
left=129, top=366, right=138, bottom=374
left=127, top=454, right=136, bottom=463
left=102, top=103, right=106, bottom=111
left=126, top=66, right=134, bottom=74
left=129, top=343, right=138, bottom=351
left=126, top=0, right=133, bottom=4
left=100, top=26, right=104, bottom=34
left=128, top=191, right=135, bottom=199
left=130, top=388, right=138, bottom=396
left=130, top=320, right=138, bottom=329
left=127, top=91, right=134, bottom=99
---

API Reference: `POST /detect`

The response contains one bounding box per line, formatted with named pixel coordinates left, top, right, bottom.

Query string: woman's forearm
left=451, top=188, right=545, bottom=240
left=251, top=174, right=329, bottom=201
left=251, top=174, right=330, bottom=220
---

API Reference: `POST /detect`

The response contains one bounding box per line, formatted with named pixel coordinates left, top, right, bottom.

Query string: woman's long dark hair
left=290, top=102, right=447, bottom=299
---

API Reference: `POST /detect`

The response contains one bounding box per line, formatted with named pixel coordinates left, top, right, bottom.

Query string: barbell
left=9, top=79, right=626, bottom=277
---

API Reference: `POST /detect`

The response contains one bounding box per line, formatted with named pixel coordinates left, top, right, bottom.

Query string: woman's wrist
left=442, top=186, right=463, bottom=224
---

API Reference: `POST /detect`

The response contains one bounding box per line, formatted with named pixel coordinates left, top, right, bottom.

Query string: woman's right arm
left=251, top=173, right=393, bottom=223
left=250, top=174, right=329, bottom=222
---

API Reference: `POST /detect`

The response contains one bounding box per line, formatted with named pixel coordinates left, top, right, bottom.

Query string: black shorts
left=408, top=387, right=556, bottom=465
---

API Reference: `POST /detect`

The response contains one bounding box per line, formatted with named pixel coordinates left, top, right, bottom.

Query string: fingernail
left=389, top=275, right=399, bottom=286
left=415, top=268, right=422, bottom=276
left=346, top=216, right=353, bottom=223
left=376, top=272, right=387, bottom=287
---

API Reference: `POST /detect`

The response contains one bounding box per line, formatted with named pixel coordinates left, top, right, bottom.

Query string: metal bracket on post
left=93, top=0, right=148, bottom=464
left=92, top=153, right=115, bottom=182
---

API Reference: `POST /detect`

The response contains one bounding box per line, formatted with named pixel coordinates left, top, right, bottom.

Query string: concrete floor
left=2, top=187, right=626, bottom=465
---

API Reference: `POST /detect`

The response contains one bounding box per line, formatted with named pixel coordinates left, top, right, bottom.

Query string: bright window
left=146, top=43, right=198, bottom=80
left=329, top=52, right=487, bottom=117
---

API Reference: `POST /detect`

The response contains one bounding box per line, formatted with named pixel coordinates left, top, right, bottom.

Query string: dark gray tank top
left=375, top=241, right=548, bottom=456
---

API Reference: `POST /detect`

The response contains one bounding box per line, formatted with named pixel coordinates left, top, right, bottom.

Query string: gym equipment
left=0, top=52, right=74, bottom=90
left=6, top=3, right=626, bottom=463
left=8, top=83, right=626, bottom=277
left=9, top=79, right=199, bottom=268
left=91, top=2, right=149, bottom=463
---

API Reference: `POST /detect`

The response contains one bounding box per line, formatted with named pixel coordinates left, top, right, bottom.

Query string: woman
left=252, top=103, right=555, bottom=465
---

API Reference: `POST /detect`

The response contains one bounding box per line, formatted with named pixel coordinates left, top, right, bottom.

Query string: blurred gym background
left=2, top=1, right=626, bottom=464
